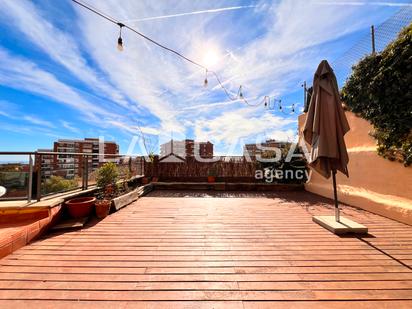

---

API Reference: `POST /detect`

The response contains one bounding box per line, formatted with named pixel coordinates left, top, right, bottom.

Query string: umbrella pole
left=332, top=169, right=340, bottom=222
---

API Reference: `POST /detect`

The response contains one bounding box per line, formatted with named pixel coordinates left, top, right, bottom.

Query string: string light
left=238, top=85, right=243, bottom=99
left=203, top=69, right=208, bottom=87
left=117, top=23, right=124, bottom=51
left=71, top=0, right=296, bottom=114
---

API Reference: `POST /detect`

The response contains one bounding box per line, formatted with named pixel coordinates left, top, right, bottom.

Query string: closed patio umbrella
left=303, top=60, right=367, bottom=234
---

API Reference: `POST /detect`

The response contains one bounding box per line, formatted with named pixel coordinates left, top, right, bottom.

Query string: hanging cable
left=71, top=0, right=294, bottom=113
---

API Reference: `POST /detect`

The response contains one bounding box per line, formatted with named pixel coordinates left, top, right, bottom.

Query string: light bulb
left=117, top=37, right=123, bottom=51
left=117, top=23, right=125, bottom=52
left=203, top=69, right=208, bottom=87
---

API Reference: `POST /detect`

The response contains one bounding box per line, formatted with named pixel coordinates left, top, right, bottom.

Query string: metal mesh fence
left=332, top=6, right=412, bottom=86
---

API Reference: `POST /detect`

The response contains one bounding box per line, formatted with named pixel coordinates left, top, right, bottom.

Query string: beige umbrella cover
left=303, top=60, right=350, bottom=179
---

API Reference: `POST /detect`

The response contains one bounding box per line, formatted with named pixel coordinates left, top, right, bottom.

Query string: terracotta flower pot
left=65, top=197, right=96, bottom=218
left=95, top=199, right=111, bottom=219
left=207, top=176, right=215, bottom=183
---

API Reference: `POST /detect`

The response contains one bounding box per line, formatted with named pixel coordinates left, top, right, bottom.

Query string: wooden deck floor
left=1, top=190, right=412, bottom=308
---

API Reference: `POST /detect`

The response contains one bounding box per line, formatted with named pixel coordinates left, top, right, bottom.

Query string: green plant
left=96, top=162, right=119, bottom=190
left=341, top=22, right=412, bottom=166
left=42, top=176, right=79, bottom=194
left=149, top=152, right=155, bottom=163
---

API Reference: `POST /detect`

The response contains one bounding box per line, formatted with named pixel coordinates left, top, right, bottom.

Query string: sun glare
left=202, top=48, right=220, bottom=67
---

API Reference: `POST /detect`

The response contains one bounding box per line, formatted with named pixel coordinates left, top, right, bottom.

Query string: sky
left=0, top=0, right=410, bottom=158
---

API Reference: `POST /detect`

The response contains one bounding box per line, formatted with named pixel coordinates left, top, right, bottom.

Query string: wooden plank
left=0, top=192, right=411, bottom=306
left=50, top=217, right=88, bottom=230
left=0, top=289, right=411, bottom=301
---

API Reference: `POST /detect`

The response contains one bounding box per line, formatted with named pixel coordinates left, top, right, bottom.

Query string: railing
left=0, top=152, right=146, bottom=202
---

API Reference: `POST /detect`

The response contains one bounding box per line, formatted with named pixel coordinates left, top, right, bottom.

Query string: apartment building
left=243, top=139, right=290, bottom=158
left=37, top=138, right=119, bottom=179
left=160, top=139, right=213, bottom=159
left=37, top=149, right=53, bottom=179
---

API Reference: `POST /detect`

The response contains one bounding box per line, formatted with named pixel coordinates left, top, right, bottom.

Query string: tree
left=341, top=23, right=412, bottom=166
left=42, top=176, right=79, bottom=194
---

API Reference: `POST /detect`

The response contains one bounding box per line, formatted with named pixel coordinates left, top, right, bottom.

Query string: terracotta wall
left=298, top=111, right=412, bottom=225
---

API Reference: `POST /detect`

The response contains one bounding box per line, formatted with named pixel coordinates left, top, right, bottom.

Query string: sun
left=202, top=48, right=220, bottom=68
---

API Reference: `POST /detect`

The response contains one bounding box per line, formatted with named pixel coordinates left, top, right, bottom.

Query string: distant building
left=37, top=149, right=53, bottom=179
left=160, top=139, right=213, bottom=159
left=37, top=138, right=119, bottom=179
left=243, top=139, right=290, bottom=158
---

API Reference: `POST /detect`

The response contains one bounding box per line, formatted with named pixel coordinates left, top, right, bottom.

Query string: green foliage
left=42, top=176, right=79, bottom=194
left=96, top=162, right=119, bottom=189
left=341, top=23, right=412, bottom=166
left=149, top=152, right=155, bottom=163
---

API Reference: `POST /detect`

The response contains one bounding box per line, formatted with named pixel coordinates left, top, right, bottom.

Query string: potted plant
left=207, top=167, right=217, bottom=183
left=95, top=185, right=113, bottom=219
left=95, top=162, right=119, bottom=219
left=65, top=196, right=96, bottom=218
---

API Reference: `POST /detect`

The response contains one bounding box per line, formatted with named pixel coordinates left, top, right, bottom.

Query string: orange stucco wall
left=298, top=111, right=412, bottom=225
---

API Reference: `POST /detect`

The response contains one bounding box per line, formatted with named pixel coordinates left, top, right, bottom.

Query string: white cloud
left=126, top=5, right=256, bottom=23
left=61, top=120, right=81, bottom=134
left=23, top=115, right=55, bottom=128
left=0, top=48, right=109, bottom=119
left=194, top=107, right=296, bottom=144
left=315, top=1, right=412, bottom=7
left=69, top=0, right=388, bottom=151
left=0, top=110, right=10, bottom=117
left=0, top=100, right=55, bottom=129
left=0, top=0, right=130, bottom=108
left=0, top=0, right=396, bottom=153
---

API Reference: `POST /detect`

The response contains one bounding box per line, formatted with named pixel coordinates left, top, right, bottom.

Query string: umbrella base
left=313, top=216, right=368, bottom=235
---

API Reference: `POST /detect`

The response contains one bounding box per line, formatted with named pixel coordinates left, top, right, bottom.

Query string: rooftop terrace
left=0, top=190, right=411, bottom=308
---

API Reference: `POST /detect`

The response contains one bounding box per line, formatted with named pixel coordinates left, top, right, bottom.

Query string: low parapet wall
left=299, top=111, right=412, bottom=225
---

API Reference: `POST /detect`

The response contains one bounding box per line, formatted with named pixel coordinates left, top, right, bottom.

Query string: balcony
left=0, top=191, right=412, bottom=306
left=1, top=150, right=412, bottom=306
